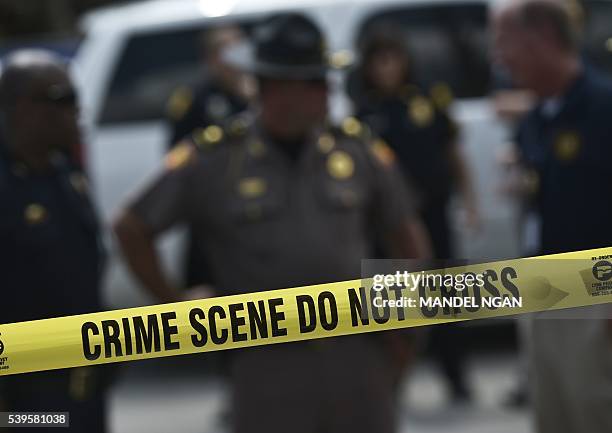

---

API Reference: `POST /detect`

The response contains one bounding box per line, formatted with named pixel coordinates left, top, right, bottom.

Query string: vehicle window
left=356, top=3, right=490, bottom=99
left=98, top=23, right=252, bottom=125
left=582, top=0, right=612, bottom=77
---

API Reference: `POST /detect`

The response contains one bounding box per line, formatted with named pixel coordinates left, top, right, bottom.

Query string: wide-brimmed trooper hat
left=224, top=13, right=343, bottom=80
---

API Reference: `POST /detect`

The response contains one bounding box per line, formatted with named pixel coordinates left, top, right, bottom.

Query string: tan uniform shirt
left=128, top=117, right=415, bottom=294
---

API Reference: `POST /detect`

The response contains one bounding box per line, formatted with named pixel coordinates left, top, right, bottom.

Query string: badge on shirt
left=554, top=131, right=581, bottom=162
left=327, top=150, right=354, bottom=180
left=407, top=96, right=434, bottom=127
left=24, top=203, right=48, bottom=225
left=238, top=177, right=267, bottom=199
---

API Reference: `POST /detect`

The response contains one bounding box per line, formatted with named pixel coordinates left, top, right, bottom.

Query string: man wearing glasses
left=0, top=50, right=107, bottom=432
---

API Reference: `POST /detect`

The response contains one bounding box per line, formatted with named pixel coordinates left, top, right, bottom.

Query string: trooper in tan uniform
left=114, top=13, right=431, bottom=433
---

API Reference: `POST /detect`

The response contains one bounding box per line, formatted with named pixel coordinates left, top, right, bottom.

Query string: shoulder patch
left=165, top=141, right=197, bottom=170
left=369, top=138, right=396, bottom=168
left=166, top=86, right=194, bottom=120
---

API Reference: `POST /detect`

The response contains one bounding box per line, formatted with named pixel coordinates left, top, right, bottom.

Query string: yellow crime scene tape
left=1, top=247, right=612, bottom=376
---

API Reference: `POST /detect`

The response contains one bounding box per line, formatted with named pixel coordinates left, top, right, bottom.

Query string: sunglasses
left=32, top=84, right=78, bottom=107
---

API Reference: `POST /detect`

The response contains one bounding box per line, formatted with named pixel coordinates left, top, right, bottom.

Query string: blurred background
left=1, top=0, right=611, bottom=432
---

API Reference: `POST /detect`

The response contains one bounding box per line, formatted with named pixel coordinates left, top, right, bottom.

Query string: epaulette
left=333, top=118, right=396, bottom=168
left=167, top=123, right=222, bottom=169
left=166, top=86, right=194, bottom=121
left=368, top=137, right=397, bottom=168
left=164, top=140, right=198, bottom=171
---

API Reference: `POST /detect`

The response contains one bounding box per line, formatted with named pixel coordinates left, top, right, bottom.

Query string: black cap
left=224, top=13, right=330, bottom=79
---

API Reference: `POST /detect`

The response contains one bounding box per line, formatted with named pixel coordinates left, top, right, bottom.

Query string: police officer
left=114, top=13, right=431, bottom=433
left=0, top=50, right=107, bottom=432
left=166, top=25, right=253, bottom=147
left=353, top=27, right=479, bottom=258
left=351, top=27, right=479, bottom=401
left=494, top=1, right=612, bottom=431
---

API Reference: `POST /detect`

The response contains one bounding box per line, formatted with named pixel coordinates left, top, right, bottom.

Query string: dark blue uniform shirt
left=167, top=81, right=248, bottom=146
left=356, top=86, right=458, bottom=208
left=517, top=68, right=612, bottom=254
left=356, top=85, right=458, bottom=257
left=0, top=152, right=104, bottom=324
